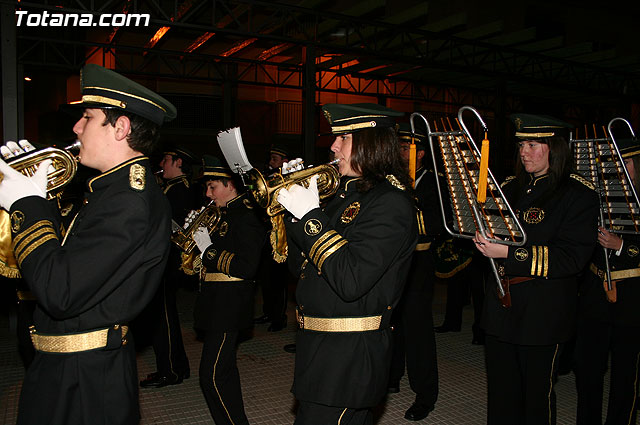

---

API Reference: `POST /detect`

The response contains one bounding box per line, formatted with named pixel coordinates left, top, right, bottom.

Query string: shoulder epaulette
left=570, top=173, right=596, bottom=191
left=500, top=176, right=516, bottom=188
left=385, top=174, right=407, bottom=191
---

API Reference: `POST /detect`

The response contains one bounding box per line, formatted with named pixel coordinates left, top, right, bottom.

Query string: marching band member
left=277, top=103, right=417, bottom=425
left=0, top=64, right=175, bottom=425
left=474, top=114, right=599, bottom=425
left=574, top=137, right=640, bottom=425
left=192, top=155, right=267, bottom=425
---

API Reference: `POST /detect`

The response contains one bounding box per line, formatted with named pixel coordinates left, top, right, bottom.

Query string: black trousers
left=259, top=256, right=289, bottom=322
left=199, top=330, right=248, bottom=425
left=485, top=335, right=562, bottom=425
left=294, top=401, right=373, bottom=425
left=150, top=267, right=190, bottom=378
left=574, top=319, right=640, bottom=425
left=389, top=250, right=438, bottom=407
left=440, top=258, right=485, bottom=334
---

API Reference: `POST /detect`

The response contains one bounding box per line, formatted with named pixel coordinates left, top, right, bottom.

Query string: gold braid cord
left=0, top=211, right=21, bottom=278
left=270, top=214, right=288, bottom=263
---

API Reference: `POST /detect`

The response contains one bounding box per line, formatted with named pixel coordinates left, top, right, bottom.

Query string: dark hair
left=205, top=176, right=244, bottom=193
left=102, top=109, right=160, bottom=156
left=513, top=136, right=572, bottom=192
left=170, top=154, right=192, bottom=176
left=349, top=127, right=414, bottom=193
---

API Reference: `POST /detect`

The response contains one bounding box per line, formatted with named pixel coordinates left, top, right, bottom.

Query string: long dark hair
left=349, top=127, right=414, bottom=193
left=513, top=136, right=573, bottom=192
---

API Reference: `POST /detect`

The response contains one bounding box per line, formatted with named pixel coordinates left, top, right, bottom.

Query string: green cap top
left=269, top=144, right=289, bottom=158
left=198, top=154, right=233, bottom=180
left=322, top=103, right=403, bottom=134
left=510, top=113, right=572, bottom=140
left=68, top=64, right=177, bottom=126
left=616, top=137, right=640, bottom=159
left=163, top=145, right=196, bottom=163
left=397, top=122, right=427, bottom=150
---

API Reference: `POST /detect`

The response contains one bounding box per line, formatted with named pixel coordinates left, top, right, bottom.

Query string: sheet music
left=216, top=127, right=254, bottom=173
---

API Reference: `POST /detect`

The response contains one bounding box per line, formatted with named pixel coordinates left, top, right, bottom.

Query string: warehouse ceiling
left=6, top=0, right=640, bottom=111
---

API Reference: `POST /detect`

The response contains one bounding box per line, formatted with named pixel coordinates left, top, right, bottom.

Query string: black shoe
left=140, top=372, right=184, bottom=388
left=387, top=383, right=400, bottom=394
left=283, top=343, right=296, bottom=353
left=404, top=403, right=434, bottom=421
left=433, top=324, right=461, bottom=333
left=254, top=314, right=271, bottom=324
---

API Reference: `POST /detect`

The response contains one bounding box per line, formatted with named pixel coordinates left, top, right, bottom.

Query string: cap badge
left=514, top=117, right=523, bottom=130
left=341, top=201, right=361, bottom=224
left=523, top=207, right=545, bottom=224
left=129, top=164, right=146, bottom=191
left=304, top=218, right=322, bottom=236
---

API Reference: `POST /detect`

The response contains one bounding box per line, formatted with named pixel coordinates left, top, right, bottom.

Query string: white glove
left=282, top=158, right=304, bottom=175
left=276, top=174, right=320, bottom=220
left=193, top=226, right=212, bottom=253
left=0, top=157, right=51, bottom=211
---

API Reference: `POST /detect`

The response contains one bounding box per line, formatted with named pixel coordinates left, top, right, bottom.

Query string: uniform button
left=113, top=324, right=120, bottom=330
left=339, top=193, right=346, bottom=198
left=83, top=198, right=89, bottom=205
left=121, top=338, right=128, bottom=346
left=387, top=305, right=392, bottom=310
left=300, top=273, right=305, bottom=279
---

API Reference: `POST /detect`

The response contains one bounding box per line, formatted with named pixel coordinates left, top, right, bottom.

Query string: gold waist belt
left=30, top=325, right=128, bottom=353
left=589, top=263, right=640, bottom=281
left=203, top=272, right=244, bottom=282
left=296, top=309, right=382, bottom=332
left=415, top=242, right=432, bottom=252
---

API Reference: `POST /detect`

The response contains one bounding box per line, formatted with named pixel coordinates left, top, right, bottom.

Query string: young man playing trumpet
left=0, top=64, right=175, bottom=425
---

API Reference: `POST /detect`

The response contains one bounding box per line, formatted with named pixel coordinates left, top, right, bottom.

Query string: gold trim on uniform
left=331, top=121, right=377, bottom=133
left=515, top=247, right=528, bottom=261
left=317, top=239, right=348, bottom=269
left=309, top=230, right=337, bottom=261
left=340, top=202, right=360, bottom=224
left=17, top=233, right=57, bottom=266
left=529, top=245, right=549, bottom=277
left=83, top=86, right=167, bottom=112
left=570, top=173, right=596, bottom=191
left=129, top=163, right=146, bottom=191
left=415, top=242, right=432, bottom=251
left=304, top=218, right=322, bottom=236
left=385, top=174, right=407, bottom=191
left=13, top=220, right=58, bottom=265
left=311, top=234, right=343, bottom=266
left=416, top=210, right=426, bottom=235
left=216, top=250, right=234, bottom=274
left=531, top=246, right=537, bottom=276
left=515, top=131, right=555, bottom=138
left=203, top=273, right=243, bottom=282
left=88, top=157, right=149, bottom=192
left=296, top=309, right=382, bottom=332
left=30, top=325, right=128, bottom=353
left=10, top=210, right=25, bottom=232
left=537, top=246, right=544, bottom=277
left=543, top=246, right=549, bottom=277
left=523, top=207, right=545, bottom=224
left=589, top=263, right=640, bottom=281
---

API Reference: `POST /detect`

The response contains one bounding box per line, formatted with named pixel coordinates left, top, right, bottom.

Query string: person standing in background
left=474, top=113, right=598, bottom=425
left=574, top=137, right=640, bottom=425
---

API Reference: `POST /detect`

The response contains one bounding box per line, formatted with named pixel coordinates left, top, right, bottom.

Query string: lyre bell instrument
left=570, top=118, right=639, bottom=301
left=217, top=127, right=341, bottom=262
left=410, top=106, right=527, bottom=307
left=0, top=140, right=81, bottom=278
left=171, top=201, right=222, bottom=275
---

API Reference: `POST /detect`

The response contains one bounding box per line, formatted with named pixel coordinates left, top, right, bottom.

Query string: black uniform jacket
left=163, top=175, right=196, bottom=225
left=285, top=176, right=417, bottom=408
left=195, top=193, right=267, bottom=332
left=579, top=233, right=640, bottom=327
left=482, top=173, right=599, bottom=345
left=10, top=157, right=171, bottom=425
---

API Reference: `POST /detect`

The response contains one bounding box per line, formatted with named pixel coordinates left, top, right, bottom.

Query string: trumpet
left=3, top=140, right=81, bottom=200
left=245, top=159, right=341, bottom=216
left=0, top=140, right=81, bottom=279
left=172, top=201, right=222, bottom=275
